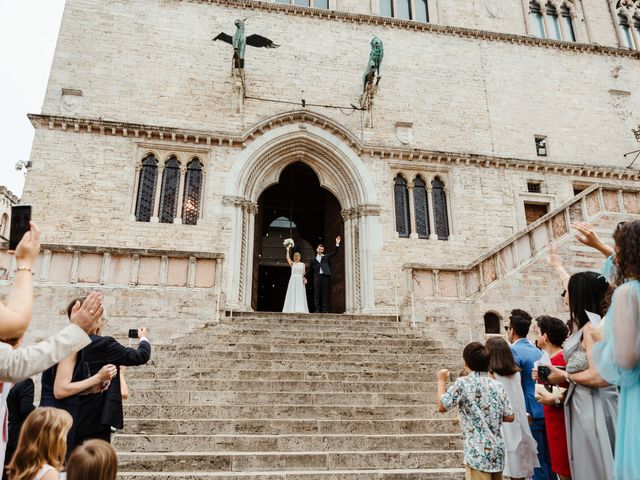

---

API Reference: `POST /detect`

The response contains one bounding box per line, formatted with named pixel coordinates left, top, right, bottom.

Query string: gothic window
left=159, top=157, right=180, bottom=224
left=394, top=174, right=411, bottom=238
left=380, top=0, right=394, bottom=17
left=135, top=154, right=158, bottom=222
left=620, top=13, right=635, bottom=48
left=546, top=3, right=562, bottom=40
left=530, top=1, right=547, bottom=38
left=431, top=177, right=449, bottom=240
left=415, top=0, right=429, bottom=22
left=616, top=1, right=640, bottom=49
left=277, top=0, right=329, bottom=7
left=294, top=0, right=310, bottom=5
left=380, top=0, right=429, bottom=22
left=183, top=159, right=203, bottom=226
left=561, top=5, right=576, bottom=41
left=413, top=176, right=430, bottom=239
left=397, top=0, right=411, bottom=19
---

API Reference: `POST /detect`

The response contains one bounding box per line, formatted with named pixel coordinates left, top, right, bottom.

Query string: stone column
left=174, top=165, right=187, bottom=225
left=407, top=182, right=418, bottom=239
left=426, top=186, right=437, bottom=240
left=151, top=165, right=164, bottom=223
left=341, top=209, right=355, bottom=314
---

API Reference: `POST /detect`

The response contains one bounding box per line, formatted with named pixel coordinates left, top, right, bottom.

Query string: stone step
left=126, top=391, right=436, bottom=406
left=123, top=404, right=449, bottom=420
left=220, top=315, right=403, bottom=326
left=126, top=368, right=448, bottom=383
left=125, top=379, right=440, bottom=393
left=218, top=323, right=418, bottom=335
left=177, top=334, right=442, bottom=348
left=118, top=468, right=466, bottom=480
left=117, top=450, right=464, bottom=472
left=157, top=342, right=441, bottom=355
left=147, top=350, right=453, bottom=365
left=113, top=433, right=462, bottom=453
left=178, top=330, right=427, bottom=343
left=121, top=418, right=460, bottom=436
left=131, top=359, right=455, bottom=374
left=223, top=313, right=399, bottom=322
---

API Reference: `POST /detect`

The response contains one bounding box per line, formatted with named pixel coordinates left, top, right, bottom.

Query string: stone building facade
left=0, top=186, right=18, bottom=245
left=2, top=0, right=640, bottom=343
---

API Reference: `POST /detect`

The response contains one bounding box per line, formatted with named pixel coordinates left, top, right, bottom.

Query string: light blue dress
left=594, top=280, right=640, bottom=480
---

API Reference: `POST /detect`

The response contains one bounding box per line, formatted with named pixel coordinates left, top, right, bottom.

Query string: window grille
left=413, top=176, right=430, bottom=239
left=159, top=157, right=180, bottom=224
left=394, top=175, right=410, bottom=238
left=527, top=182, right=542, bottom=193
left=432, top=177, right=449, bottom=241
left=183, top=159, right=203, bottom=226
left=135, top=155, right=158, bottom=222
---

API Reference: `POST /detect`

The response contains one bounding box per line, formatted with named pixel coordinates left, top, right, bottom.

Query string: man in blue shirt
left=507, top=309, right=553, bottom=480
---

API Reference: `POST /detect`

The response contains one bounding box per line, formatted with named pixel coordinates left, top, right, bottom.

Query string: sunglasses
left=504, top=325, right=512, bottom=332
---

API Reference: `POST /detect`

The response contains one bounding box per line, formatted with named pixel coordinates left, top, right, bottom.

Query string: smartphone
left=128, top=329, right=139, bottom=339
left=537, top=365, right=552, bottom=383
left=8, top=206, right=31, bottom=250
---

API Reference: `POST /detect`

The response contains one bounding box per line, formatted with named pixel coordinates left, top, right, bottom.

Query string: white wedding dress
left=282, top=262, right=309, bottom=313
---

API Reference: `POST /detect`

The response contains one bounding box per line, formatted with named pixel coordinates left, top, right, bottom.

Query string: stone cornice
left=0, top=186, right=19, bottom=204
left=201, top=0, right=640, bottom=59
left=29, top=112, right=640, bottom=181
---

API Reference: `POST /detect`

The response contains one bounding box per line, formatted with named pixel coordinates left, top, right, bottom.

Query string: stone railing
left=0, top=244, right=223, bottom=291
left=404, top=184, right=640, bottom=300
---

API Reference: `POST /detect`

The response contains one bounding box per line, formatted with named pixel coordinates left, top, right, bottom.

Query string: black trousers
left=313, top=274, right=331, bottom=313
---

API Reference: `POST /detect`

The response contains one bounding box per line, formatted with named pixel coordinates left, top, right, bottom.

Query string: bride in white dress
left=282, top=247, right=309, bottom=313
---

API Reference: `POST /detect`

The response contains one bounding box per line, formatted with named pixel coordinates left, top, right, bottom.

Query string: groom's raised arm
left=325, top=237, right=342, bottom=259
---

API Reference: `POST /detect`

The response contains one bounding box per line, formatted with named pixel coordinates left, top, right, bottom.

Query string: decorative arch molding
left=224, top=122, right=381, bottom=314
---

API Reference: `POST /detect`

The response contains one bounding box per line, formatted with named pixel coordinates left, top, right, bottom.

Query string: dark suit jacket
left=76, top=335, right=151, bottom=433
left=308, top=244, right=340, bottom=277
left=6, top=379, right=35, bottom=455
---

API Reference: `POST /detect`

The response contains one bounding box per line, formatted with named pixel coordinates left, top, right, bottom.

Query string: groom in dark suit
left=308, top=236, right=341, bottom=313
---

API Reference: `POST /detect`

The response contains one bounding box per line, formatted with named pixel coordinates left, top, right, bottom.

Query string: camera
left=128, top=329, right=139, bottom=339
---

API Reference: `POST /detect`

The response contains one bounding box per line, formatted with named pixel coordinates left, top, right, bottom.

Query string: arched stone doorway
left=251, top=162, right=345, bottom=312
left=224, top=113, right=382, bottom=314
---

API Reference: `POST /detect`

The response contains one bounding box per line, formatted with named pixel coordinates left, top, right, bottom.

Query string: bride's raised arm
left=285, top=246, right=294, bottom=267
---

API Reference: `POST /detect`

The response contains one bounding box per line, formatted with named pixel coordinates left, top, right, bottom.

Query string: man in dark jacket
left=73, top=326, right=151, bottom=446
left=3, top=379, right=35, bottom=480
left=308, top=236, right=341, bottom=313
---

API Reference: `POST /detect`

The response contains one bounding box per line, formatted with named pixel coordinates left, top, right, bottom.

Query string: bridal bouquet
left=283, top=238, right=295, bottom=249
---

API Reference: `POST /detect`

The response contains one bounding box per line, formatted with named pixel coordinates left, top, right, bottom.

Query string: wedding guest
left=65, top=440, right=117, bottom=480
left=486, top=337, right=539, bottom=480
left=532, top=315, right=571, bottom=480
left=593, top=220, right=640, bottom=480
left=436, top=342, right=514, bottom=480
left=546, top=270, right=617, bottom=480
left=3, top=380, right=35, bottom=480
left=0, top=292, right=102, bottom=468
left=73, top=317, right=151, bottom=446
left=6, top=407, right=72, bottom=480
left=506, top=309, right=552, bottom=480
left=40, top=297, right=117, bottom=453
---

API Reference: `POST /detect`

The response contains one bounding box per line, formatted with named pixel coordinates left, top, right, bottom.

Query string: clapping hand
left=70, top=291, right=103, bottom=334
left=437, top=369, right=450, bottom=382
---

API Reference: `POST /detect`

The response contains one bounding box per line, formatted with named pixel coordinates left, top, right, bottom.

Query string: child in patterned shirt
left=436, top=342, right=515, bottom=480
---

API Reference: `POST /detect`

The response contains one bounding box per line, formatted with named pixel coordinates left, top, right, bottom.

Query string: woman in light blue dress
left=594, top=220, right=640, bottom=480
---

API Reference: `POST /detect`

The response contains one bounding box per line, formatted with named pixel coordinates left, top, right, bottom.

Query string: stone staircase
left=116, top=312, right=465, bottom=479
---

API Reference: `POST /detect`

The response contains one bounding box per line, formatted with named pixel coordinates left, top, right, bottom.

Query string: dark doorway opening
left=252, top=162, right=345, bottom=313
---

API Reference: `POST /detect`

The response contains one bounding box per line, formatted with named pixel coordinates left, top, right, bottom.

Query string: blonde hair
left=66, top=439, right=118, bottom=480
left=7, top=408, right=72, bottom=480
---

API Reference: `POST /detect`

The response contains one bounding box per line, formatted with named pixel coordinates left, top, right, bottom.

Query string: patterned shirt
left=440, top=371, right=514, bottom=473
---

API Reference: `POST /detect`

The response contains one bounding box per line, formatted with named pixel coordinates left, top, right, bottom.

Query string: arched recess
left=224, top=119, right=381, bottom=314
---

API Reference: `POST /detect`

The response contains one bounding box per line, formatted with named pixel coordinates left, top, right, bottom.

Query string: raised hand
left=336, top=235, right=341, bottom=245
left=70, top=291, right=103, bottom=334
left=548, top=243, right=562, bottom=270
left=573, top=221, right=599, bottom=248
left=437, top=369, right=450, bottom=382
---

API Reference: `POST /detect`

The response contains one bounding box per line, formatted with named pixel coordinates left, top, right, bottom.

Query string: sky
left=0, top=0, right=66, bottom=198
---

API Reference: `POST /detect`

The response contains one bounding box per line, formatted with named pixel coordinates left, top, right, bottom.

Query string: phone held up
left=128, top=329, right=139, bottom=339
left=8, top=205, right=32, bottom=251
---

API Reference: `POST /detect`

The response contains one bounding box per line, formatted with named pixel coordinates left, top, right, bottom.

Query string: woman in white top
left=487, top=337, right=540, bottom=480
left=282, top=247, right=309, bottom=313
left=6, top=408, right=72, bottom=480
